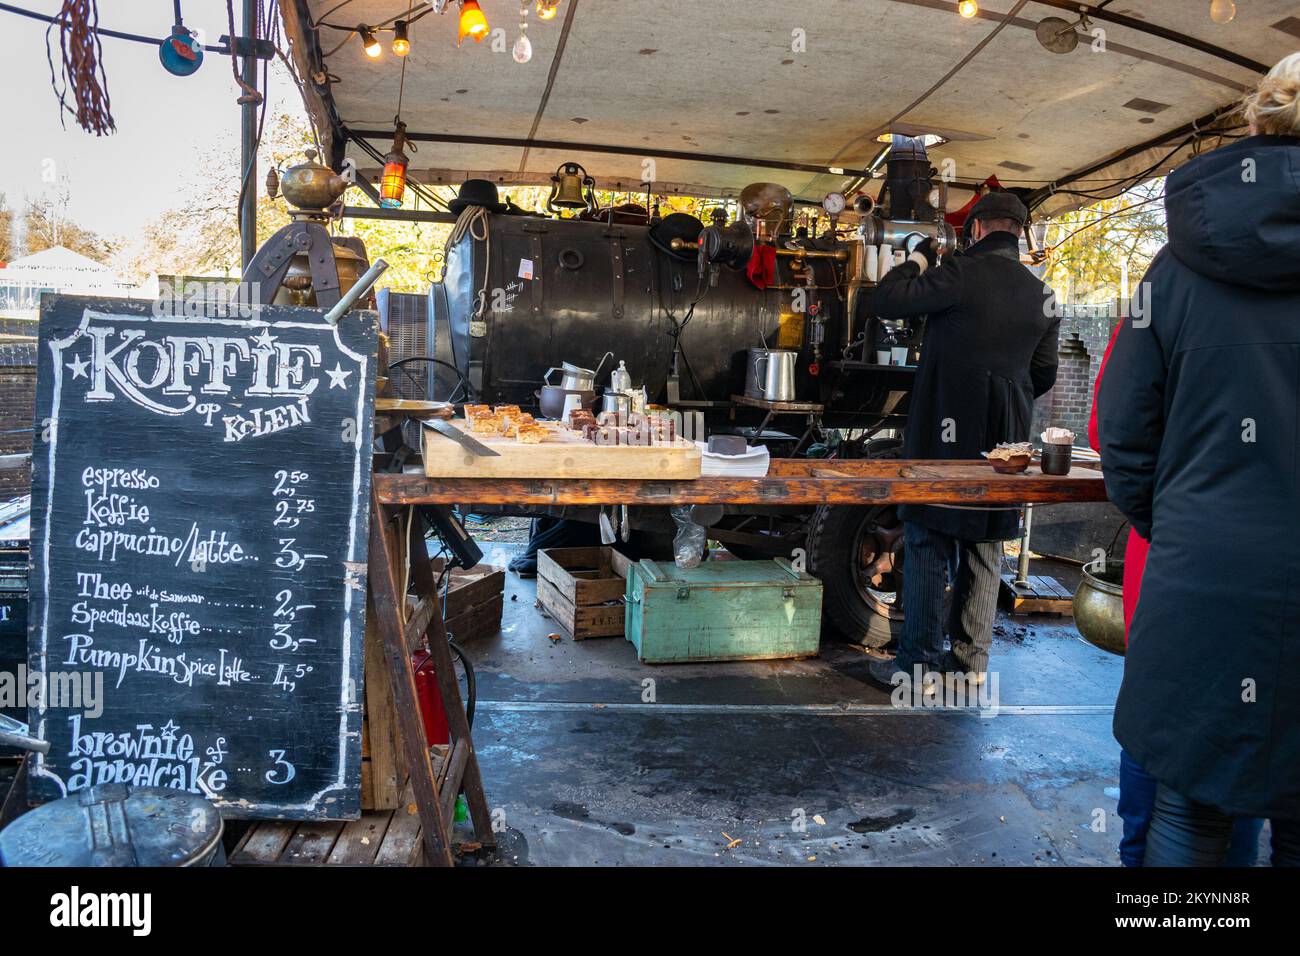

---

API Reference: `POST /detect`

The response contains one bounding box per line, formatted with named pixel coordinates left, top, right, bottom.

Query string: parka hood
left=1165, top=134, right=1300, bottom=292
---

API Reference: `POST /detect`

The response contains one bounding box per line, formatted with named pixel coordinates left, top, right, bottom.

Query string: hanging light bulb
left=536, top=1, right=560, bottom=20
left=358, top=24, right=382, bottom=58
left=458, top=0, right=490, bottom=45
left=514, top=1, right=532, bottom=62
left=392, top=20, right=410, bottom=56
left=957, top=0, right=978, bottom=18
left=380, top=123, right=410, bottom=208
left=1209, top=0, right=1236, bottom=24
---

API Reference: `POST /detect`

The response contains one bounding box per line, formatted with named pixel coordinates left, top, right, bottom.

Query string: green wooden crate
left=624, top=557, right=822, bottom=663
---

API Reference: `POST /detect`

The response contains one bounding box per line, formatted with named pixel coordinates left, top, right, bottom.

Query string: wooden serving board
left=422, top=420, right=702, bottom=479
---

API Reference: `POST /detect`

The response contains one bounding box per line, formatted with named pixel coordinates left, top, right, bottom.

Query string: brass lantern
left=547, top=161, right=597, bottom=214
left=380, top=123, right=411, bottom=208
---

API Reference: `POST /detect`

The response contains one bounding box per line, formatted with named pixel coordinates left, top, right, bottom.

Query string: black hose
left=448, top=638, right=475, bottom=730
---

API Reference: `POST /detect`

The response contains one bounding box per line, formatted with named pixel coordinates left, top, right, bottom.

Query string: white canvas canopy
left=281, top=0, right=1300, bottom=214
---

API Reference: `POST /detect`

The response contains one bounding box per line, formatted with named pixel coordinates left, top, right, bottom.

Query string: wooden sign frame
left=27, top=294, right=377, bottom=820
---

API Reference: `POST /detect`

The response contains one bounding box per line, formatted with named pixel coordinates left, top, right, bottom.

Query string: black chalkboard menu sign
left=26, top=294, right=377, bottom=819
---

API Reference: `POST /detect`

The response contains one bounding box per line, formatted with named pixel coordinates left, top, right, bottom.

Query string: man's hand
left=907, top=237, right=939, bottom=273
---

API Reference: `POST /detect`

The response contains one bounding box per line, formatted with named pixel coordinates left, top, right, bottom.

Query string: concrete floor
left=458, top=545, right=1130, bottom=867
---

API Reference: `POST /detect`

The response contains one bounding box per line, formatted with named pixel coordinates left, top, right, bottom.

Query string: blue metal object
left=0, top=784, right=223, bottom=867
left=158, top=24, right=203, bottom=77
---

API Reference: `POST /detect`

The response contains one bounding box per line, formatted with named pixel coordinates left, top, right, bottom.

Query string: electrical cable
left=1047, top=190, right=1166, bottom=250
left=1039, top=114, right=1246, bottom=204
left=0, top=0, right=232, bottom=52
left=312, top=0, right=359, bottom=27
left=448, top=639, right=475, bottom=729
left=399, top=504, right=415, bottom=624
left=348, top=132, right=450, bottom=211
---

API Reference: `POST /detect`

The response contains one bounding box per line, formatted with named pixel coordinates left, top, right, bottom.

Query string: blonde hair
left=1242, top=52, right=1300, bottom=137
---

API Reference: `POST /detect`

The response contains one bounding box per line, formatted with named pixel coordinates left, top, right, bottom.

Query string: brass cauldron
left=274, top=240, right=372, bottom=308
left=1073, top=558, right=1126, bottom=656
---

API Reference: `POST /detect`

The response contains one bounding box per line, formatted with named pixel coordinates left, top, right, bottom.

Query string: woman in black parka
left=1098, top=52, right=1300, bottom=865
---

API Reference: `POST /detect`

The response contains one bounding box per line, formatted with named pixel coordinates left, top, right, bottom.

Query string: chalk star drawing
left=326, top=363, right=352, bottom=389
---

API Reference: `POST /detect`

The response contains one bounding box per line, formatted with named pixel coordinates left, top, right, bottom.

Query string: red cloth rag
left=745, top=245, right=777, bottom=289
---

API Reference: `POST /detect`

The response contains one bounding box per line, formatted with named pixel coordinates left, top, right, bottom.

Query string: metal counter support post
left=239, top=0, right=258, bottom=270
left=1015, top=503, right=1034, bottom=587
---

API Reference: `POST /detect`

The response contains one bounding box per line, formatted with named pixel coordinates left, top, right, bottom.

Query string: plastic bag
left=670, top=505, right=706, bottom=570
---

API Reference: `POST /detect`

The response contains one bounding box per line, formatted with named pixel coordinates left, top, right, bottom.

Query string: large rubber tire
left=809, top=503, right=904, bottom=649
left=809, top=504, right=955, bottom=650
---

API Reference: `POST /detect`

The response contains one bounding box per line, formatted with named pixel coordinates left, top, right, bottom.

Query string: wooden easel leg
left=408, top=511, right=497, bottom=848
left=367, top=495, right=455, bottom=866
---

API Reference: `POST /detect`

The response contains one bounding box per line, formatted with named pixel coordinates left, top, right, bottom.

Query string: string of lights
left=319, top=0, right=562, bottom=61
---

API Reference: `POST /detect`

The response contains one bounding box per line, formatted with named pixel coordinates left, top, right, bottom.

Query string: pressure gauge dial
left=822, top=192, right=846, bottom=216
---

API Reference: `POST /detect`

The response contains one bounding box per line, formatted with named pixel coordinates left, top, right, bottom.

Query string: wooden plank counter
left=372, top=459, right=1107, bottom=507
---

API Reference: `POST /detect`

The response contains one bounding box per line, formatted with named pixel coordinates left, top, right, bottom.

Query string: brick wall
left=1031, top=304, right=1122, bottom=446
left=0, top=321, right=37, bottom=497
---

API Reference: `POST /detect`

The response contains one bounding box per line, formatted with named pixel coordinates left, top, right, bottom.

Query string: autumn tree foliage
left=1041, top=179, right=1167, bottom=306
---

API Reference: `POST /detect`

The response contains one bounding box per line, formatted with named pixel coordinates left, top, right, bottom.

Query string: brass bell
left=548, top=161, right=595, bottom=213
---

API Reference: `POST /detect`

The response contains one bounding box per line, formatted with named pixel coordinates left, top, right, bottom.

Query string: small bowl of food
left=983, top=442, right=1033, bottom=474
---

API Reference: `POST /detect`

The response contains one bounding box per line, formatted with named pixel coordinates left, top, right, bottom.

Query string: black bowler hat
left=447, top=179, right=508, bottom=215
left=648, top=212, right=703, bottom=261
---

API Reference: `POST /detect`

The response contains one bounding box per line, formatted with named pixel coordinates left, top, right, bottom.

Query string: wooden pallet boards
left=1000, top=573, right=1075, bottom=615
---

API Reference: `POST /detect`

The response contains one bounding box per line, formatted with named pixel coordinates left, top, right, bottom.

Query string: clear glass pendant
left=513, top=32, right=532, bottom=62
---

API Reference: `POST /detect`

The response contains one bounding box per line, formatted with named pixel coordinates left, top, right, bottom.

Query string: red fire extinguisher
left=411, top=650, right=450, bottom=745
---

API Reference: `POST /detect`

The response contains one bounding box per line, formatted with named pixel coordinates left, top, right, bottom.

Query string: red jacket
left=1089, top=321, right=1148, bottom=639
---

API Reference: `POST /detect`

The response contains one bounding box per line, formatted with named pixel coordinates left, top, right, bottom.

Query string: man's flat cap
left=967, top=191, right=1028, bottom=227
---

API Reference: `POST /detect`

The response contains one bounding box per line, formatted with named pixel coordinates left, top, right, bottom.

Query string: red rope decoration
left=45, top=0, right=116, bottom=136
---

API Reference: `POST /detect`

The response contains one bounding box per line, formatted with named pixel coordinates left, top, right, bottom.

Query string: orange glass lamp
left=458, top=1, right=490, bottom=45
left=536, top=0, right=560, bottom=19
left=380, top=124, right=411, bottom=208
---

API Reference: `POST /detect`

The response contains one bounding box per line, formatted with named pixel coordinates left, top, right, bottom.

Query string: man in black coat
left=865, top=193, right=1059, bottom=690
left=1097, top=129, right=1300, bottom=859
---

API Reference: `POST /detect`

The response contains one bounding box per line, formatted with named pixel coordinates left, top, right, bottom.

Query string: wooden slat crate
left=537, top=547, right=631, bottom=640
left=431, top=559, right=506, bottom=644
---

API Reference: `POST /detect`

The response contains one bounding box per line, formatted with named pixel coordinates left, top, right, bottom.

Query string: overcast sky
left=0, top=0, right=304, bottom=242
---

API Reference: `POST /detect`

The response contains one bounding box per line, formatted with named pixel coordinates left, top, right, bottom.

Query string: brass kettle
left=279, top=148, right=352, bottom=213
